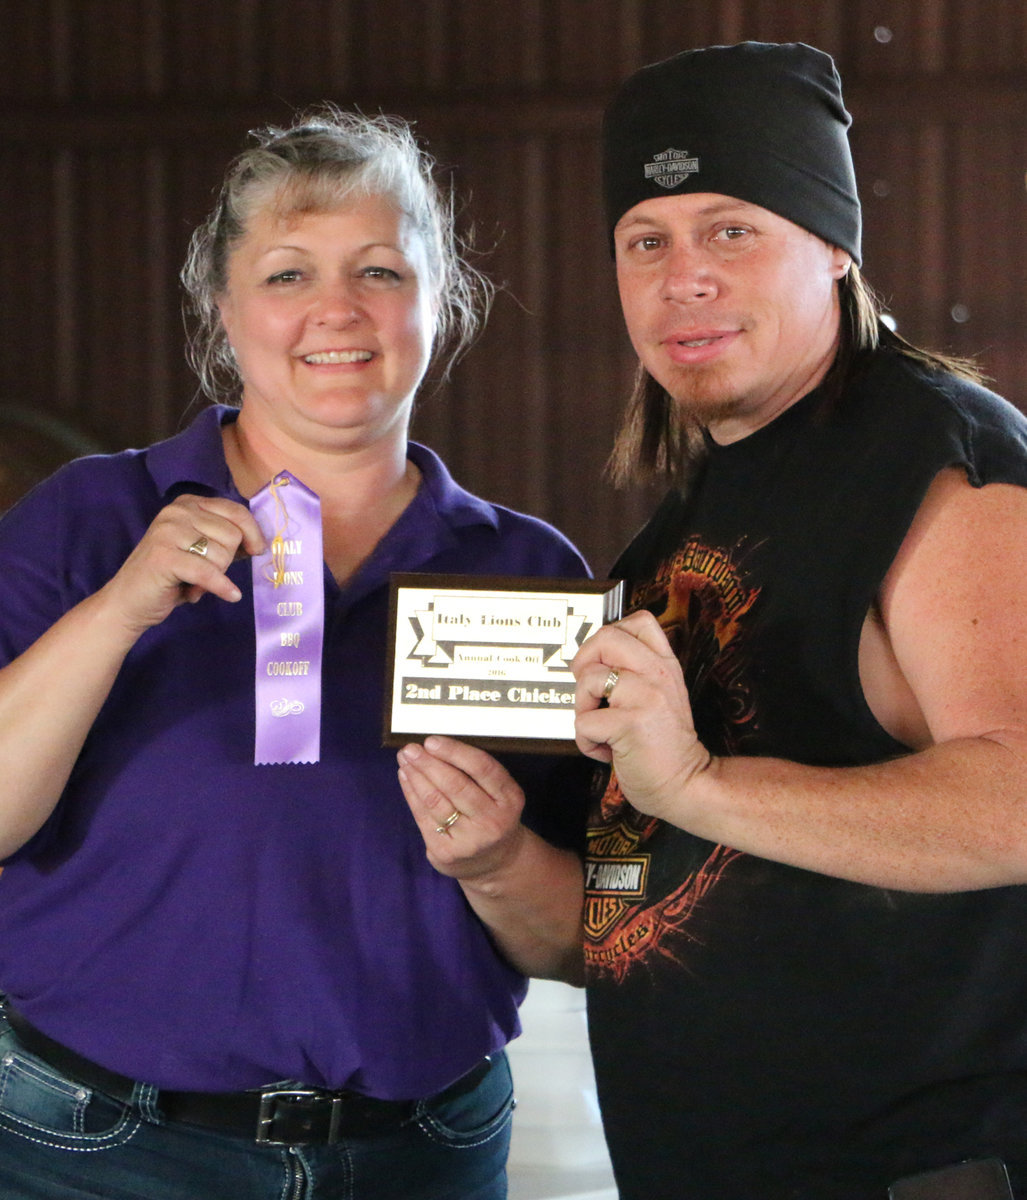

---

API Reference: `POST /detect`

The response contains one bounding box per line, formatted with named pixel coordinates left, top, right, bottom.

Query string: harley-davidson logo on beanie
left=602, top=41, right=862, bottom=264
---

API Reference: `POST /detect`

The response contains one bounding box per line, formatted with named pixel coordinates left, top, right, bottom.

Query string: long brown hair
left=606, top=266, right=985, bottom=489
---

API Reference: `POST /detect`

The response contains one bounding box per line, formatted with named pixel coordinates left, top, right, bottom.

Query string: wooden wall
left=1, top=0, right=1025, bottom=572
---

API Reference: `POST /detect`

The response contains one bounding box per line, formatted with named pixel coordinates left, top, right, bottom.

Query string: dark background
left=1, top=0, right=1025, bottom=573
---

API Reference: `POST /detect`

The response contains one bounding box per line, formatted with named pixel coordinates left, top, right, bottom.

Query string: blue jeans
left=0, top=1012, right=513, bottom=1199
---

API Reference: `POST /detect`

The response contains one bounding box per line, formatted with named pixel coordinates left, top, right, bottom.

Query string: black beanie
left=602, top=41, right=862, bottom=264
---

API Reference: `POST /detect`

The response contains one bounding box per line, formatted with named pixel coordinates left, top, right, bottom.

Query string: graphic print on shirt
left=584, top=537, right=761, bottom=982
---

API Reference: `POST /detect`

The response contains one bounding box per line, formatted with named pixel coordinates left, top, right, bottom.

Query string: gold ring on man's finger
left=187, top=536, right=210, bottom=557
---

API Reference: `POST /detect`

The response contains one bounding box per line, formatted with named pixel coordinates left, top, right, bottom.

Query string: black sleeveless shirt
left=585, top=348, right=1027, bottom=1199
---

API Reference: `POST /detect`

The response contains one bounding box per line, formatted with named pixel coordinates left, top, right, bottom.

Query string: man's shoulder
left=845, top=348, right=1027, bottom=489
left=852, top=347, right=1026, bottom=434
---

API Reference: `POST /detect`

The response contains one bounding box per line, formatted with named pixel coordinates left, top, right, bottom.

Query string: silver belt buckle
left=255, top=1087, right=343, bottom=1145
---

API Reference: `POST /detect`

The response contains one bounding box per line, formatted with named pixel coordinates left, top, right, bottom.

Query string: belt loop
left=328, top=1094, right=345, bottom=1144
left=133, top=1080, right=163, bottom=1124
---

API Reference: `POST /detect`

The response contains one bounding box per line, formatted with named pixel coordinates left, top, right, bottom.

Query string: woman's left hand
left=397, top=736, right=528, bottom=880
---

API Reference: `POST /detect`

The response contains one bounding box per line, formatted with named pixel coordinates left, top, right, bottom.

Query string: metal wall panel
left=0, top=0, right=1024, bottom=572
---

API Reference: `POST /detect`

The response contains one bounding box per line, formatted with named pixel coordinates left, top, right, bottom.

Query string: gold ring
left=600, top=668, right=620, bottom=702
left=434, top=810, right=463, bottom=835
left=187, top=536, right=210, bottom=557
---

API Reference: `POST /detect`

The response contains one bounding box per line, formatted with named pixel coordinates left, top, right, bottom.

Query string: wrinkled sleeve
left=0, top=470, right=76, bottom=668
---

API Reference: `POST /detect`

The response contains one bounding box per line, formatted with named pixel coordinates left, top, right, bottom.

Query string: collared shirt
left=0, top=405, right=590, bottom=1098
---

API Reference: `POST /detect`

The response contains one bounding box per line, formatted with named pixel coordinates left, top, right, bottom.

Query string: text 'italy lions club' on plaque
left=384, top=574, right=624, bottom=754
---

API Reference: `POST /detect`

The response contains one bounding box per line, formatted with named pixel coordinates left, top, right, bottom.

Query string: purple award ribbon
left=249, top=471, right=324, bottom=764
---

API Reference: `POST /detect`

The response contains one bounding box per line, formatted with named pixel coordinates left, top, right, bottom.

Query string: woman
left=0, top=109, right=588, bottom=1199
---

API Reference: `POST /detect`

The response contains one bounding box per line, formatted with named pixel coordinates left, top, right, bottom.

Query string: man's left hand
left=572, top=610, right=713, bottom=821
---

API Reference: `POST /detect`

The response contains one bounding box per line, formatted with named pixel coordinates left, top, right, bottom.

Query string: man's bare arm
left=573, top=470, right=1027, bottom=892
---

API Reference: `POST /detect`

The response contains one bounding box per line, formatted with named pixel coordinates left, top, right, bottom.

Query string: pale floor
left=505, top=980, right=618, bottom=1200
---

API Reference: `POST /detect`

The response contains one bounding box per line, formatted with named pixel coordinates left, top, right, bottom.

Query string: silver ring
left=600, top=668, right=620, bottom=702
left=434, top=810, right=462, bottom=835
left=187, top=536, right=210, bottom=557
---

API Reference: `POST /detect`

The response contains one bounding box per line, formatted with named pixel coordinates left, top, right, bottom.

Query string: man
left=398, top=41, right=1027, bottom=1200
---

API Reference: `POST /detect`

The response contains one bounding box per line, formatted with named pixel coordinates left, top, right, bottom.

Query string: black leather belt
left=4, top=1005, right=492, bottom=1145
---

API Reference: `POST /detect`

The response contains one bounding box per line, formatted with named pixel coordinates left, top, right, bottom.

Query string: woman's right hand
left=98, top=494, right=266, bottom=638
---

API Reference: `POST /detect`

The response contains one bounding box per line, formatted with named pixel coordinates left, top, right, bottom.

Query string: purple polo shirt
left=0, top=405, right=590, bottom=1098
